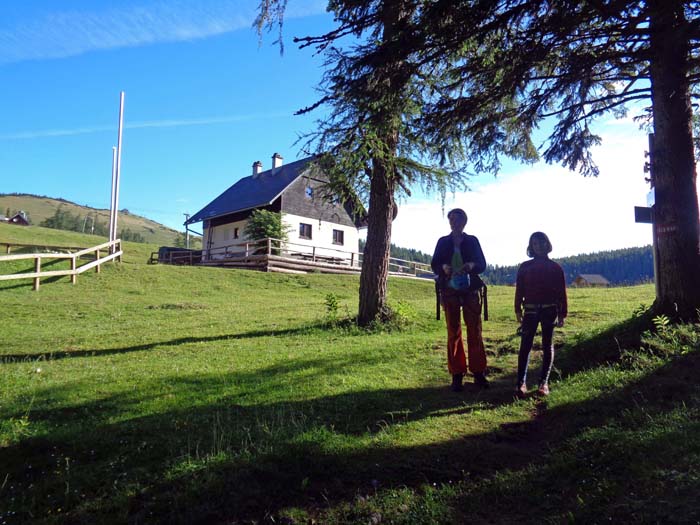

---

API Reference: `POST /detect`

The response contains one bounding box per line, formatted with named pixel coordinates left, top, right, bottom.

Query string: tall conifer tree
left=257, top=1, right=467, bottom=325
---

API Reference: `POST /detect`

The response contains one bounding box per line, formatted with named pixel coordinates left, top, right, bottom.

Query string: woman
left=431, top=208, right=488, bottom=392
left=514, top=231, right=568, bottom=398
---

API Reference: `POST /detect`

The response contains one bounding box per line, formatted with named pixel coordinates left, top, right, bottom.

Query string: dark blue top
left=431, top=233, right=486, bottom=292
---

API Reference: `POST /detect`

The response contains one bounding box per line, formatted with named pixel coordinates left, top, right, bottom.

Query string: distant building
left=3, top=211, right=30, bottom=226
left=572, top=274, right=610, bottom=287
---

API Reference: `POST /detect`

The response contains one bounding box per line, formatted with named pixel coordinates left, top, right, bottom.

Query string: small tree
left=243, top=209, right=289, bottom=254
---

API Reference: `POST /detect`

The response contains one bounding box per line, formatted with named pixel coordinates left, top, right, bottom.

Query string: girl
left=514, top=232, right=567, bottom=398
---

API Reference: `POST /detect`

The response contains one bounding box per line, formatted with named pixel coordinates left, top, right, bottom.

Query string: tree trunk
left=358, top=164, right=396, bottom=326
left=356, top=0, right=409, bottom=326
left=649, top=0, right=700, bottom=318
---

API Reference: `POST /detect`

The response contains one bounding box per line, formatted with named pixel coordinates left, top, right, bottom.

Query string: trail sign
left=635, top=206, right=653, bottom=224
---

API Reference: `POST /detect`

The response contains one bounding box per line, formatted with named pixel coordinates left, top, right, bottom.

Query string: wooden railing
left=149, top=249, right=202, bottom=265
left=202, top=238, right=434, bottom=278
left=0, top=239, right=122, bottom=291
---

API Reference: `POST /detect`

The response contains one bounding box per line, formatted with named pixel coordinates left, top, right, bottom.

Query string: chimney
left=252, top=160, right=263, bottom=176
left=271, top=152, right=283, bottom=173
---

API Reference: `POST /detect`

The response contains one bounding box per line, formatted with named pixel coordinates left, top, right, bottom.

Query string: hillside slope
left=0, top=193, right=191, bottom=246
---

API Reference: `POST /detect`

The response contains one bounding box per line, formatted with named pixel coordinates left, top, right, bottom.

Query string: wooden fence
left=0, top=239, right=122, bottom=291
left=163, top=237, right=435, bottom=278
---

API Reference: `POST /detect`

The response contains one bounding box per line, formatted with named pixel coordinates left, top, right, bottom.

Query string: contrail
left=0, top=112, right=293, bottom=141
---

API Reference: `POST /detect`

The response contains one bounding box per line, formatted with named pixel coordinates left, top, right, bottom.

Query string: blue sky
left=0, top=1, right=684, bottom=265
left=0, top=1, right=330, bottom=225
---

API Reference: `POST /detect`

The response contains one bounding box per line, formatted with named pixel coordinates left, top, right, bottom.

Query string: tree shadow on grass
left=4, top=312, right=693, bottom=524
left=3, top=341, right=699, bottom=524
left=129, top=347, right=700, bottom=524
left=554, top=310, right=655, bottom=378
left=0, top=322, right=347, bottom=363
left=454, top=348, right=700, bottom=524
left=1, top=346, right=523, bottom=525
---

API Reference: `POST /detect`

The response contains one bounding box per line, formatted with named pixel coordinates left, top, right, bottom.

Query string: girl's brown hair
left=527, top=231, right=553, bottom=257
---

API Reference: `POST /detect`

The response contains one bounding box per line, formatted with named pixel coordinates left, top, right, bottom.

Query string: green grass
left=1, top=224, right=698, bottom=524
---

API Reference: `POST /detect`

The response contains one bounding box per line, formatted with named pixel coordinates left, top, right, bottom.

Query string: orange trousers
left=442, top=289, right=487, bottom=375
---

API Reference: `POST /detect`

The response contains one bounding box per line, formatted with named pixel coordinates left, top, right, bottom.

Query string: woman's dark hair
left=527, top=231, right=553, bottom=257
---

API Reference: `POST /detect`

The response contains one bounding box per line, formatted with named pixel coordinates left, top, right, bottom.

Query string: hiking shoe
left=451, top=373, right=464, bottom=392
left=515, top=383, right=527, bottom=399
left=537, top=383, right=550, bottom=396
left=474, top=372, right=489, bottom=389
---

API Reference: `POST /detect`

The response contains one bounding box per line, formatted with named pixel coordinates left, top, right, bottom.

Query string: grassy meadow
left=1, top=223, right=699, bottom=524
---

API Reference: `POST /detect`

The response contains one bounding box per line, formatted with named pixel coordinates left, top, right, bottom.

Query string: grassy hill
left=1, top=224, right=698, bottom=524
left=0, top=193, right=198, bottom=247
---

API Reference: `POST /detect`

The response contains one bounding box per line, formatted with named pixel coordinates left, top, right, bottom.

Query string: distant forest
left=484, top=246, right=654, bottom=286
left=359, top=239, right=432, bottom=265
left=360, top=240, right=654, bottom=286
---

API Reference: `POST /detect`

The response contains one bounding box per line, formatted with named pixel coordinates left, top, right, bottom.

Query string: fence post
left=117, top=241, right=122, bottom=263
left=190, top=252, right=193, bottom=265
left=33, top=256, right=41, bottom=291
left=312, top=246, right=316, bottom=262
left=71, top=255, right=77, bottom=284
left=267, top=238, right=271, bottom=255
left=95, top=249, right=101, bottom=273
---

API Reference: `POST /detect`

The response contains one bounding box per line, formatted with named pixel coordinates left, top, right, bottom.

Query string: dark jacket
left=514, top=256, right=568, bottom=318
left=431, top=233, right=486, bottom=292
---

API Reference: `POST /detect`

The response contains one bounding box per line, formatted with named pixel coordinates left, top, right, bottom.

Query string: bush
left=243, top=210, right=290, bottom=254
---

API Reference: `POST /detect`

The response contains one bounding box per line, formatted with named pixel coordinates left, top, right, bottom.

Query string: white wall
left=282, top=212, right=360, bottom=260
left=203, top=213, right=361, bottom=261
left=204, top=219, right=250, bottom=259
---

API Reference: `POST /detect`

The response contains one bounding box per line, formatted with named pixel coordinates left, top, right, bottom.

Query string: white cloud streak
left=0, top=111, right=292, bottom=140
left=0, top=0, right=327, bottom=65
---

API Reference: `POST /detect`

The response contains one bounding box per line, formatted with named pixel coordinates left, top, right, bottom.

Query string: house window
left=332, top=229, right=344, bottom=245
left=234, top=227, right=239, bottom=239
left=299, top=223, right=312, bottom=239
left=305, top=186, right=314, bottom=199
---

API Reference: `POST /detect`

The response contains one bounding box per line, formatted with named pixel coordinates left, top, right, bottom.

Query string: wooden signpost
left=635, top=134, right=659, bottom=295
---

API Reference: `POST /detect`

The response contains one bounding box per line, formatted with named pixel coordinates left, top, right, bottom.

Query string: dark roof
left=185, top=156, right=316, bottom=225
left=7, top=212, right=30, bottom=225
left=576, top=274, right=610, bottom=285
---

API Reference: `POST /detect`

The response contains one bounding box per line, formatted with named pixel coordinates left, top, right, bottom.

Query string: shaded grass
left=3, top=226, right=696, bottom=523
